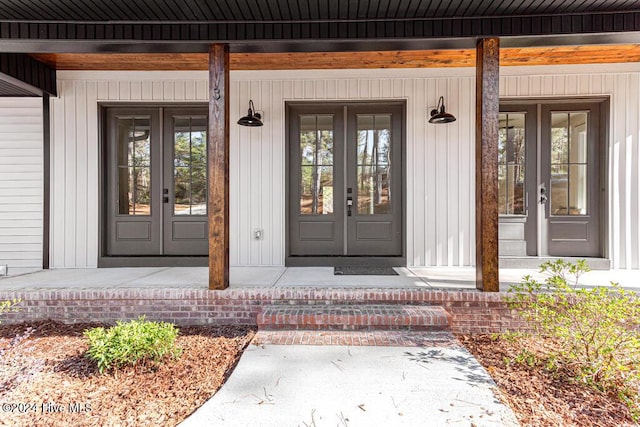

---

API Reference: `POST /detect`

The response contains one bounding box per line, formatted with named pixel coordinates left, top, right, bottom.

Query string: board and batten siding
left=0, top=98, right=43, bottom=275
left=52, top=64, right=640, bottom=269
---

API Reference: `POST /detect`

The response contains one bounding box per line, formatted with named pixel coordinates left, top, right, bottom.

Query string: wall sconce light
left=237, top=100, right=263, bottom=127
left=428, top=96, right=456, bottom=124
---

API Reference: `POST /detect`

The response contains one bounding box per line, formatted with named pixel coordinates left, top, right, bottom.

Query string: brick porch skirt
left=0, top=288, right=526, bottom=334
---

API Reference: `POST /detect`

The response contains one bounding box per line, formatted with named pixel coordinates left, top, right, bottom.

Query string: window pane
left=551, top=113, right=569, bottom=164
left=498, top=113, right=525, bottom=215
left=551, top=111, right=588, bottom=216
left=498, top=164, right=507, bottom=215
left=551, top=164, right=568, bottom=215
left=174, top=166, right=191, bottom=215
left=300, top=165, right=333, bottom=215
left=191, top=167, right=207, bottom=215
left=357, top=165, right=390, bottom=215
left=117, top=117, right=150, bottom=215
left=173, top=116, right=207, bottom=215
left=498, top=114, right=507, bottom=165
left=569, top=113, right=587, bottom=163
left=357, top=114, right=392, bottom=215
left=133, top=167, right=151, bottom=215
left=569, top=164, right=588, bottom=215
left=299, top=115, right=334, bottom=215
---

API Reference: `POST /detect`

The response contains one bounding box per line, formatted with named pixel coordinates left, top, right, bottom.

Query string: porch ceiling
left=30, top=44, right=640, bottom=71
left=1, top=1, right=640, bottom=53
left=0, top=0, right=637, bottom=21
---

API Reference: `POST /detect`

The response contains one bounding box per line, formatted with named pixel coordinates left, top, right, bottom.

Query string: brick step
left=257, top=304, right=451, bottom=331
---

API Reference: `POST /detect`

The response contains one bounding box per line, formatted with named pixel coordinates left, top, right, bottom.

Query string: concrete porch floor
left=1, top=266, right=639, bottom=291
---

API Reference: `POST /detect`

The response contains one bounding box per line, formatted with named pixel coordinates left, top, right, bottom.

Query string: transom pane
left=300, top=115, right=334, bottom=215
left=117, top=117, right=151, bottom=215
left=173, top=116, right=207, bottom=215
left=498, top=113, right=526, bottom=215
left=356, top=114, right=391, bottom=215
left=550, top=112, right=588, bottom=215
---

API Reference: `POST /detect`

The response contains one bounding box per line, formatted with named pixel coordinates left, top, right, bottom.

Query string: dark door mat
left=334, top=266, right=399, bottom=276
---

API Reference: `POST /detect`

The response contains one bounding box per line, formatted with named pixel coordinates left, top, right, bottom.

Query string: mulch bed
left=2, top=320, right=638, bottom=426
left=457, top=334, right=638, bottom=427
left=0, top=321, right=255, bottom=427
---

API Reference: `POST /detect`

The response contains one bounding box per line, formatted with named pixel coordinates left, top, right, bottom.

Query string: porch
left=1, top=266, right=637, bottom=334
left=1, top=264, right=636, bottom=291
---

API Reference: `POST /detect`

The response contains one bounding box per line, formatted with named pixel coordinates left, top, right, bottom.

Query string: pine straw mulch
left=0, top=321, right=255, bottom=427
left=457, top=333, right=639, bottom=427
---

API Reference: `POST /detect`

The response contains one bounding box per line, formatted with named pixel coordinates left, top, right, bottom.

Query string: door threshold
left=499, top=256, right=610, bottom=270
left=286, top=256, right=405, bottom=267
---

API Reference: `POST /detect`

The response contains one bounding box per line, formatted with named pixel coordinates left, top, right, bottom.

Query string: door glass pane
left=117, top=117, right=151, bottom=215
left=357, top=114, right=391, bottom=215
left=551, top=112, right=588, bottom=216
left=498, top=113, right=525, bottom=215
left=299, top=115, right=334, bottom=215
left=173, top=116, right=207, bottom=215
left=551, top=164, right=568, bottom=215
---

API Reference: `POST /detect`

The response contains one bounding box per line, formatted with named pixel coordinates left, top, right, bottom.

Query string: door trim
left=284, top=100, right=407, bottom=267
left=98, top=102, right=209, bottom=268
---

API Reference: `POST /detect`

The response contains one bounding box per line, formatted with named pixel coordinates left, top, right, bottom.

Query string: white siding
left=52, top=64, right=640, bottom=268
left=0, top=98, right=43, bottom=275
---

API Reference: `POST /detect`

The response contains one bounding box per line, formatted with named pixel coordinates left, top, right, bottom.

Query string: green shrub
left=0, top=298, right=21, bottom=322
left=508, top=259, right=640, bottom=418
left=84, top=316, right=182, bottom=373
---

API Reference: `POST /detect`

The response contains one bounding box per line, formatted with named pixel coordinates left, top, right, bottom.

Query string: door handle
left=163, top=188, right=169, bottom=204
left=540, top=186, right=548, bottom=204
left=346, top=196, right=353, bottom=217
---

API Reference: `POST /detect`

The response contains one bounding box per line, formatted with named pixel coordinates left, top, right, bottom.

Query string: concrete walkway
left=179, top=332, right=519, bottom=427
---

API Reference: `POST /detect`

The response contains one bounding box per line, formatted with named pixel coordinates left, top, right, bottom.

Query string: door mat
left=334, top=266, right=399, bottom=276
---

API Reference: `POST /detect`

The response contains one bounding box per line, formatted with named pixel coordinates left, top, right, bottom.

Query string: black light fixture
left=429, top=96, right=456, bottom=124
left=237, top=99, right=263, bottom=127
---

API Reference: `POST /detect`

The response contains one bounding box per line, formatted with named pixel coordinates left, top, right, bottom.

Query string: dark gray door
left=163, top=109, right=208, bottom=255
left=346, top=105, right=403, bottom=255
left=289, top=103, right=403, bottom=257
left=498, top=105, right=538, bottom=256
left=106, top=108, right=162, bottom=255
left=106, top=106, right=208, bottom=257
left=541, top=103, right=601, bottom=257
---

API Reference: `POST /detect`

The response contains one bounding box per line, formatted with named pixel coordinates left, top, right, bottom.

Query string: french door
left=105, top=106, right=208, bottom=256
left=288, top=103, right=403, bottom=258
left=499, top=100, right=603, bottom=257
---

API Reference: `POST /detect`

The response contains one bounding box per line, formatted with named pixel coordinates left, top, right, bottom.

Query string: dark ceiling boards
left=0, top=0, right=638, bottom=22
left=1, top=0, right=640, bottom=95
left=0, top=0, right=639, bottom=53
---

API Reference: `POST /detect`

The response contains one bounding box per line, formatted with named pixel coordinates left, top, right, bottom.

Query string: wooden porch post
left=208, top=44, right=230, bottom=290
left=475, top=38, right=500, bottom=292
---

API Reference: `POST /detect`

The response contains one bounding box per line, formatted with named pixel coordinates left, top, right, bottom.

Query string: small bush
left=507, top=259, right=640, bottom=418
left=84, top=316, right=182, bottom=373
left=0, top=298, right=21, bottom=322
left=0, top=298, right=22, bottom=326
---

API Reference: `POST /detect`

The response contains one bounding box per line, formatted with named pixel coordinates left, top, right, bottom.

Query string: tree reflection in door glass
left=356, top=115, right=391, bottom=215
left=174, top=116, right=207, bottom=215
left=299, top=115, right=334, bottom=215
left=551, top=112, right=588, bottom=216
left=117, top=117, right=151, bottom=215
left=498, top=113, right=526, bottom=215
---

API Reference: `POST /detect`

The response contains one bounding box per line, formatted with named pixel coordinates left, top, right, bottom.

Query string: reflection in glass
left=174, top=116, right=207, bottom=215
left=117, top=117, right=151, bottom=215
left=498, top=113, right=526, bottom=215
left=299, top=115, right=334, bottom=215
left=551, top=112, right=588, bottom=215
left=356, top=115, right=391, bottom=215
